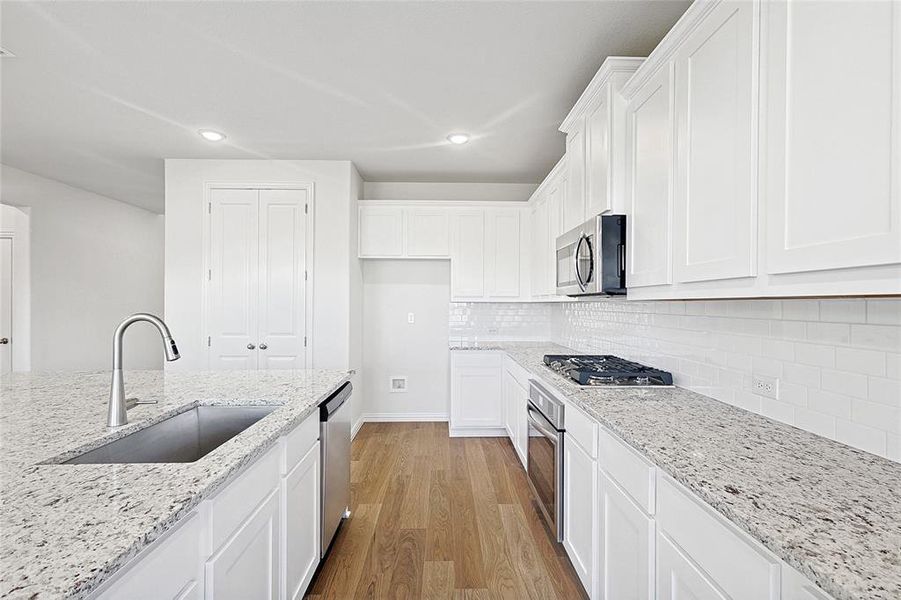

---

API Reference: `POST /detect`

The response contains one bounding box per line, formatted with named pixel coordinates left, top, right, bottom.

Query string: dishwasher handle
left=321, top=382, right=353, bottom=420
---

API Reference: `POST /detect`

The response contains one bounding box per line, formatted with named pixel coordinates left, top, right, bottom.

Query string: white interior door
left=209, top=189, right=260, bottom=370
left=257, top=189, right=307, bottom=369
left=0, top=238, right=12, bottom=374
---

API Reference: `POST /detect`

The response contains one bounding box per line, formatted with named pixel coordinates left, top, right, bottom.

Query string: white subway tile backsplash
left=835, top=420, right=887, bottom=456
left=835, top=347, right=886, bottom=377
left=819, top=300, right=867, bottom=324
left=549, top=297, right=901, bottom=462
left=820, top=369, right=868, bottom=400
left=867, top=377, right=901, bottom=407
left=866, top=299, right=901, bottom=325
left=449, top=302, right=552, bottom=343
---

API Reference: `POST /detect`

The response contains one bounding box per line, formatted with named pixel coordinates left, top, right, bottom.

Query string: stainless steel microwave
left=555, top=214, right=626, bottom=296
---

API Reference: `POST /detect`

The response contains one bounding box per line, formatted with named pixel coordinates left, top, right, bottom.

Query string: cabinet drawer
left=599, top=428, right=655, bottom=514
left=283, top=411, right=320, bottom=475
left=566, top=400, right=597, bottom=458
left=782, top=564, right=836, bottom=600
left=657, top=474, right=780, bottom=600
left=502, top=354, right=530, bottom=389
left=209, top=444, right=280, bottom=551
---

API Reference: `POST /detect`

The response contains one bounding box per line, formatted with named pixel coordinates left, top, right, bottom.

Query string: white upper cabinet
left=673, top=1, right=757, bottom=283
left=560, top=57, right=643, bottom=229
left=359, top=206, right=403, bottom=257
left=485, top=209, right=521, bottom=298
left=624, top=64, right=674, bottom=288
left=406, top=208, right=450, bottom=257
left=563, top=122, right=587, bottom=232
left=450, top=209, right=486, bottom=299
left=763, top=0, right=901, bottom=275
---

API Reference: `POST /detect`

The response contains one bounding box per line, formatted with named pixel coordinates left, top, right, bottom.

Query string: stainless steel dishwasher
left=320, top=382, right=352, bottom=557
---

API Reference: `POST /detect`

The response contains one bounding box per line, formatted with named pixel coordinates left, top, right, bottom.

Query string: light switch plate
left=407, top=313, right=415, bottom=324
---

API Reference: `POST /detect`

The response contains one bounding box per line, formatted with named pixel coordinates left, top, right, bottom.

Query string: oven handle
left=527, top=405, right=560, bottom=443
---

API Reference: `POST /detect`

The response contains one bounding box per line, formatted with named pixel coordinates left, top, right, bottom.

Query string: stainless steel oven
left=556, top=214, right=627, bottom=297
left=526, top=379, right=565, bottom=542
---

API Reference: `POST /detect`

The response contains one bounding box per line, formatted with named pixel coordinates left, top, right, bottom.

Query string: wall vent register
left=544, top=354, right=673, bottom=386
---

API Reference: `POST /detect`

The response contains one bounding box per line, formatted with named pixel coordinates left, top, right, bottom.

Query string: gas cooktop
left=543, top=354, right=674, bottom=387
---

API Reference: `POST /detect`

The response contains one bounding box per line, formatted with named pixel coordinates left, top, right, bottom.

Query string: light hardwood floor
left=305, top=422, right=587, bottom=600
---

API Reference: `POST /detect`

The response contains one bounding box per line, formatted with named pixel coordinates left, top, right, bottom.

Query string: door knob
left=247, top=343, right=256, bottom=350
left=259, top=343, right=268, bottom=350
left=0, top=338, right=8, bottom=344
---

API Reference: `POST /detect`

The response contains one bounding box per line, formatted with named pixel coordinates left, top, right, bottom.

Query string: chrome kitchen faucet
left=108, top=313, right=180, bottom=427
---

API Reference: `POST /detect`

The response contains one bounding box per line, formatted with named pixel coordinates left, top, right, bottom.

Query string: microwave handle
left=574, top=234, right=590, bottom=291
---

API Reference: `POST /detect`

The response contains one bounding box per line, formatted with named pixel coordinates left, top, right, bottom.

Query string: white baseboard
left=351, top=417, right=365, bottom=440
left=449, top=426, right=508, bottom=438
left=361, top=412, right=448, bottom=423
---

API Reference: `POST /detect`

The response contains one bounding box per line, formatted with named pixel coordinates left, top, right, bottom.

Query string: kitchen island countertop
left=0, top=368, right=351, bottom=599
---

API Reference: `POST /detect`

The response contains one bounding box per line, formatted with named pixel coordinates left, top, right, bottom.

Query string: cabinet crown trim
left=527, top=155, right=568, bottom=205
left=621, top=0, right=722, bottom=99
left=559, top=56, right=645, bottom=133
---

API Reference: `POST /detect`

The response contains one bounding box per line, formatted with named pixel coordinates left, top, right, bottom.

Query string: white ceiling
left=0, top=1, right=689, bottom=213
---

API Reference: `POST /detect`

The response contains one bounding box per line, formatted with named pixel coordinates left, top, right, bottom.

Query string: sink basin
left=64, top=405, right=278, bottom=464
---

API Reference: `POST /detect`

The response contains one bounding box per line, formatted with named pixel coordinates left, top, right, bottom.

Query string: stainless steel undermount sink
left=63, top=405, right=278, bottom=464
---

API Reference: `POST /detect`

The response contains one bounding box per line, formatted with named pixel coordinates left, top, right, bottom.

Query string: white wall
left=551, top=298, right=901, bottom=463
left=362, top=260, right=450, bottom=419
left=362, top=181, right=537, bottom=202
left=0, top=165, right=164, bottom=371
left=164, top=160, right=358, bottom=373
left=348, top=166, right=365, bottom=431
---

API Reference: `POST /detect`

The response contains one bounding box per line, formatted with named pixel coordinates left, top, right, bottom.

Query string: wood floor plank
left=354, top=473, right=411, bottom=599
left=422, top=561, right=454, bottom=600
left=386, top=528, right=427, bottom=599
left=305, top=423, right=584, bottom=600
left=306, top=502, right=381, bottom=599
left=465, top=440, right=527, bottom=600
left=426, top=469, right=453, bottom=561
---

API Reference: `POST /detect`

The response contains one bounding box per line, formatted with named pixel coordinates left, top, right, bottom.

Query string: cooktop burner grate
left=543, top=354, right=674, bottom=386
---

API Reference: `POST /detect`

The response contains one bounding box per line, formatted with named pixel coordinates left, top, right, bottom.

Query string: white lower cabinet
left=782, top=564, right=837, bottom=600
left=282, top=441, right=321, bottom=600
left=598, top=472, right=654, bottom=600
left=502, top=363, right=529, bottom=468
left=206, top=489, right=280, bottom=600
left=656, top=532, right=727, bottom=600
left=91, top=411, right=322, bottom=600
left=562, top=435, right=597, bottom=597
left=96, top=511, right=204, bottom=600
left=450, top=351, right=504, bottom=436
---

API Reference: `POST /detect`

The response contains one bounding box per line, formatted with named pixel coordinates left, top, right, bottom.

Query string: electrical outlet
left=407, top=312, right=415, bottom=324
left=389, top=376, right=407, bottom=392
left=752, top=375, right=780, bottom=400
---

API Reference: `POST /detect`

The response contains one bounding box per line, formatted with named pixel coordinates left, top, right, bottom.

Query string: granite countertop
left=0, top=368, right=351, bottom=599
left=452, top=342, right=901, bottom=600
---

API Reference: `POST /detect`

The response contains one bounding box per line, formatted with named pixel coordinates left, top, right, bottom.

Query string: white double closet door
left=208, top=188, right=308, bottom=370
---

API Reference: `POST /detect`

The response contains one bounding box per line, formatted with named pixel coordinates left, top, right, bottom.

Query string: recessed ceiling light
left=0, top=47, right=16, bottom=58
left=447, top=133, right=470, bottom=145
left=198, top=129, right=226, bottom=142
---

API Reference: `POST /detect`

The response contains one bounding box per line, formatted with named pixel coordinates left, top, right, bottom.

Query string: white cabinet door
left=359, top=206, right=404, bottom=257
left=598, top=472, right=654, bottom=600
left=564, top=123, right=587, bottom=232
left=206, top=489, right=280, bottom=600
left=209, top=189, right=260, bottom=370
left=585, top=95, right=611, bottom=218
left=451, top=210, right=486, bottom=299
left=406, top=208, right=450, bottom=257
left=450, top=352, right=503, bottom=432
left=764, top=0, right=901, bottom=274
left=282, top=441, right=320, bottom=600
left=529, top=197, right=547, bottom=298
left=258, top=190, right=307, bottom=369
left=626, top=65, right=674, bottom=288
left=782, top=564, right=837, bottom=600
left=502, top=370, right=516, bottom=441
left=673, top=1, right=757, bottom=283
left=562, top=435, right=597, bottom=597
left=657, top=532, right=727, bottom=600
left=96, top=513, right=203, bottom=600
left=486, top=209, right=521, bottom=298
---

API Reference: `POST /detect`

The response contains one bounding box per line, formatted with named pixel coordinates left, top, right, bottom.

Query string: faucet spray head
left=164, top=337, right=181, bottom=361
